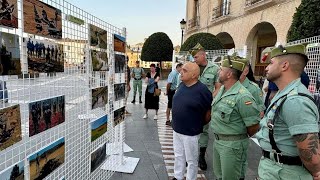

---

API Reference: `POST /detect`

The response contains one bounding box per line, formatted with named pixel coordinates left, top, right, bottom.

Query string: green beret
left=221, top=56, right=248, bottom=72
left=271, top=44, right=308, bottom=61
left=189, top=43, right=205, bottom=56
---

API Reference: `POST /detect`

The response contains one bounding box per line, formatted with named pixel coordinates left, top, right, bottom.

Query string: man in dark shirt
left=172, top=62, right=212, bottom=180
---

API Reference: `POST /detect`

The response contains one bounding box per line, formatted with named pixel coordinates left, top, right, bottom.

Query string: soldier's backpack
left=266, top=92, right=319, bottom=154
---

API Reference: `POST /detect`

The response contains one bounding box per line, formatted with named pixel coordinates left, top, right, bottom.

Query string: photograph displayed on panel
left=23, top=0, right=62, bottom=39
left=114, top=54, right=125, bottom=73
left=0, top=160, right=24, bottom=180
left=29, top=95, right=65, bottom=137
left=91, top=86, right=108, bottom=109
left=0, top=0, right=18, bottom=28
left=90, top=143, right=106, bottom=173
left=0, top=32, right=21, bottom=75
left=114, top=34, right=125, bottom=53
left=91, top=49, right=108, bottom=71
left=28, top=137, right=65, bottom=180
left=0, top=104, right=21, bottom=151
left=89, top=24, right=107, bottom=49
left=24, top=38, right=64, bottom=73
left=114, top=83, right=125, bottom=101
left=113, top=107, right=125, bottom=127
left=91, top=114, right=108, bottom=142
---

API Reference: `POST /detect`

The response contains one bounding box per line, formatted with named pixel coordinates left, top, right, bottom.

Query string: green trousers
left=258, top=157, right=312, bottom=180
left=199, top=123, right=209, bottom=147
left=132, top=80, right=142, bottom=97
left=213, top=139, right=249, bottom=180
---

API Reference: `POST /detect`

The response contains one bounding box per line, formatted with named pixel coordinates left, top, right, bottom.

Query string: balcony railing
left=245, top=0, right=264, bottom=6
left=245, top=0, right=273, bottom=10
left=188, top=16, right=200, bottom=29
left=212, top=1, right=231, bottom=19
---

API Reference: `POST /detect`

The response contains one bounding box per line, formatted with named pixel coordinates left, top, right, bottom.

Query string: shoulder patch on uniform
left=245, top=101, right=252, bottom=105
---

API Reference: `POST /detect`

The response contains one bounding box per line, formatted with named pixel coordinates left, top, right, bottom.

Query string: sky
left=66, top=0, right=187, bottom=47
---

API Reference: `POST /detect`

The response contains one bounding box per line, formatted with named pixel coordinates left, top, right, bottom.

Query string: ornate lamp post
left=180, top=19, right=187, bottom=47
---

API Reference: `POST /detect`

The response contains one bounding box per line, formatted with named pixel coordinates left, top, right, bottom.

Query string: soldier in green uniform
left=256, top=44, right=320, bottom=180
left=211, top=55, right=260, bottom=180
left=131, top=60, right=145, bottom=104
left=239, top=62, right=265, bottom=117
left=189, top=43, right=221, bottom=170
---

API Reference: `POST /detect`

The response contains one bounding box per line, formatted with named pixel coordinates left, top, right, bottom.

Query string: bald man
left=172, top=62, right=213, bottom=180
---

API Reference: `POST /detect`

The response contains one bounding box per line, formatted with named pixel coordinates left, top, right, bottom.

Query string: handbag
left=154, top=88, right=161, bottom=96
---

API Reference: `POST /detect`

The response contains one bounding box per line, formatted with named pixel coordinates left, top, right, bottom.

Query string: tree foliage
left=287, top=0, right=320, bottom=42
left=180, top=33, right=223, bottom=51
left=141, top=32, right=173, bottom=62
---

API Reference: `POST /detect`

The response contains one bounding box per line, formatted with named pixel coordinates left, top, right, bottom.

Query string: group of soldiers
left=171, top=43, right=320, bottom=180
left=27, top=39, right=62, bottom=64
left=30, top=98, right=65, bottom=135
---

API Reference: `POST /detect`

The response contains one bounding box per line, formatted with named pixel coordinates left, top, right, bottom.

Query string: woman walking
left=143, top=64, right=160, bottom=120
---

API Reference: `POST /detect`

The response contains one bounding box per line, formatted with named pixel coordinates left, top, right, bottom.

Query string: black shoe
left=199, top=147, right=207, bottom=170
left=131, top=99, right=135, bottom=103
left=172, top=178, right=177, bottom=180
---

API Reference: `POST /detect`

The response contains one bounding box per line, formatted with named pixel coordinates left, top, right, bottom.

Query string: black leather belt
left=214, top=133, right=247, bottom=141
left=262, top=150, right=303, bottom=166
left=134, top=78, right=141, bottom=80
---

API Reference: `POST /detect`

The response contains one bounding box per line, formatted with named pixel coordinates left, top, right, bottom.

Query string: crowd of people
left=125, top=42, right=320, bottom=180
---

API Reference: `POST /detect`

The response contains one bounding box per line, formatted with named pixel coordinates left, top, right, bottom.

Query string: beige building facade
left=185, top=0, right=301, bottom=76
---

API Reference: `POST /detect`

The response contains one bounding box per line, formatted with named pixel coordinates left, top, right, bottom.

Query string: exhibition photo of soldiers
left=29, top=96, right=65, bottom=137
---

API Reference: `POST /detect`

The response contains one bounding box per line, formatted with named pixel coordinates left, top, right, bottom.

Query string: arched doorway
left=216, top=32, right=235, bottom=49
left=246, top=22, right=277, bottom=77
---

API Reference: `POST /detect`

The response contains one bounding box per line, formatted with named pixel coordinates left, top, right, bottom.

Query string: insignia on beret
left=270, top=44, right=308, bottom=62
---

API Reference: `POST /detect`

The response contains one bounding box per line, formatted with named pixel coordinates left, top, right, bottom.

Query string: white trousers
left=173, top=131, right=200, bottom=180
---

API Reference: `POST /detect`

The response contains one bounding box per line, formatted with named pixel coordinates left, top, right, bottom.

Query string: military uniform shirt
left=211, top=81, right=260, bottom=135
left=131, top=67, right=144, bottom=79
left=256, top=79, right=319, bottom=156
left=242, top=77, right=266, bottom=112
left=199, top=61, right=219, bottom=92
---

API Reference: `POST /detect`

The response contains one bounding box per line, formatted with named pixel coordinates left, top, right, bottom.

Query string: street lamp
left=180, top=18, right=186, bottom=47
left=136, top=47, right=140, bottom=61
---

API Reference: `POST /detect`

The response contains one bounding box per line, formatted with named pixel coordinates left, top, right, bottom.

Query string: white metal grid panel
left=0, top=0, right=126, bottom=179
left=175, top=49, right=229, bottom=65
left=287, top=35, right=320, bottom=95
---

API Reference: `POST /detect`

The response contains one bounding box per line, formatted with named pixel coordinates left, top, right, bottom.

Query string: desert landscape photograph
left=0, top=104, right=21, bottom=151
left=28, top=137, right=65, bottom=180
